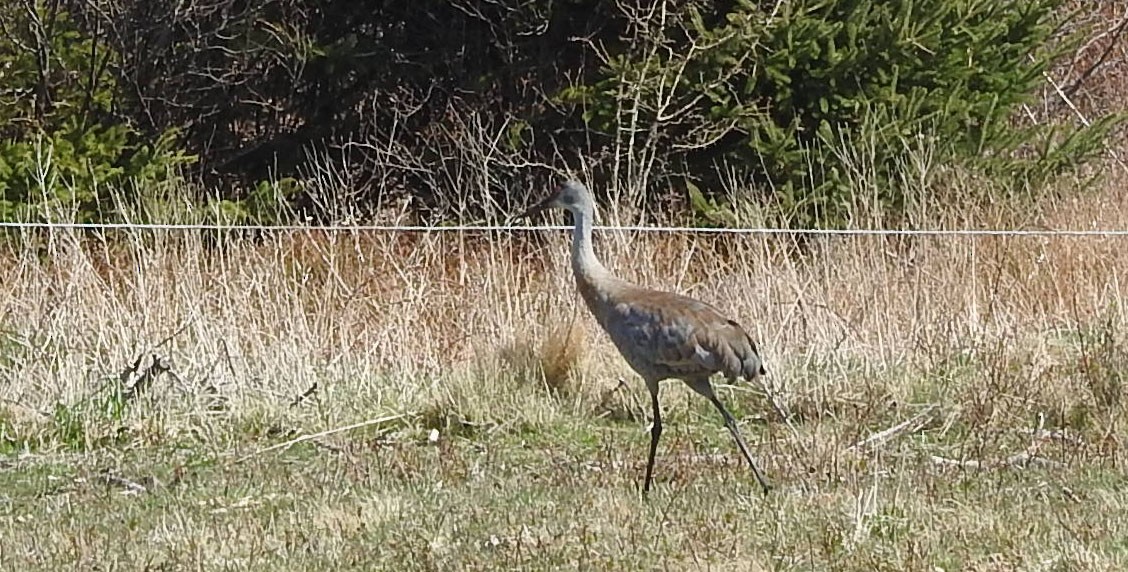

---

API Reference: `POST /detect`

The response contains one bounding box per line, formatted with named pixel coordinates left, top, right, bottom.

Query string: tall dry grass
left=1, top=164, right=1126, bottom=478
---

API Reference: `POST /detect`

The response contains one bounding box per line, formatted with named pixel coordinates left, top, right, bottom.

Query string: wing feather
left=604, top=287, right=764, bottom=381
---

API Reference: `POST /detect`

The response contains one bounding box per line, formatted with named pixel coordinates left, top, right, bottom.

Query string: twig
left=122, top=354, right=171, bottom=403
left=235, top=413, right=407, bottom=463
left=1065, top=10, right=1128, bottom=98
left=928, top=453, right=1063, bottom=470
left=1060, top=485, right=1082, bottom=503
left=116, top=355, right=144, bottom=392
left=847, top=405, right=939, bottom=453
left=219, top=337, right=238, bottom=378
left=1040, top=65, right=1128, bottom=176
left=928, top=425, right=1066, bottom=471
left=150, top=316, right=197, bottom=353
left=96, top=470, right=152, bottom=495
left=288, top=382, right=319, bottom=407
left=308, top=439, right=348, bottom=456
left=1017, top=427, right=1087, bottom=447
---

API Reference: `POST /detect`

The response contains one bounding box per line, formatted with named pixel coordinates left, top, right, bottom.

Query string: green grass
left=1, top=383, right=1126, bottom=571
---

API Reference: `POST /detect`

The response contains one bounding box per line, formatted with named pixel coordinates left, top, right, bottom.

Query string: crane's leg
left=642, top=379, right=662, bottom=495
left=687, top=379, right=772, bottom=494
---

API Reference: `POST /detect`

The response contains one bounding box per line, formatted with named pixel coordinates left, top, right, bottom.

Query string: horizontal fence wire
left=1, top=221, right=1128, bottom=237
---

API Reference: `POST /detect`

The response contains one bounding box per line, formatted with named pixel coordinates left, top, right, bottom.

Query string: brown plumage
left=520, top=180, right=772, bottom=494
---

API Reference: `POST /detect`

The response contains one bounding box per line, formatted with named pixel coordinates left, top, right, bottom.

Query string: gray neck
left=569, top=205, right=610, bottom=282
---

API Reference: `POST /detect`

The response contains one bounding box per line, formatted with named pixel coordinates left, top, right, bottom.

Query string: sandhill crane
left=519, top=180, right=772, bottom=495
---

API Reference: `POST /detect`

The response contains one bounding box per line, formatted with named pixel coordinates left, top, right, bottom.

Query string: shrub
left=0, top=3, right=194, bottom=222
left=564, top=0, right=1121, bottom=227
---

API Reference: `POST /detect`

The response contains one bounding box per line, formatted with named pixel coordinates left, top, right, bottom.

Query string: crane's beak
left=515, top=192, right=554, bottom=220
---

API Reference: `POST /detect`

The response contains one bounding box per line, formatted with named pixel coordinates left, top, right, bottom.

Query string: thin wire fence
left=2, top=220, right=1128, bottom=237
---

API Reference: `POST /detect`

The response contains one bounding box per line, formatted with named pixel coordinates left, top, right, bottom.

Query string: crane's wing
left=608, top=289, right=765, bottom=381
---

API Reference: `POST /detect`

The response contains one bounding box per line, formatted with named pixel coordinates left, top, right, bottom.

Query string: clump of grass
left=496, top=317, right=586, bottom=398
left=415, top=397, right=486, bottom=439
left=538, top=320, right=588, bottom=396
left=1077, top=315, right=1128, bottom=414
left=1048, top=311, right=1128, bottom=438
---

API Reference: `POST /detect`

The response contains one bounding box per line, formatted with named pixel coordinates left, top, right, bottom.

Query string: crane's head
left=518, top=180, right=594, bottom=219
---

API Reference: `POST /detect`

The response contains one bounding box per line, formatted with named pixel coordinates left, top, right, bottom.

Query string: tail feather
left=742, top=356, right=766, bottom=380
left=721, top=318, right=768, bottom=381
left=738, top=326, right=767, bottom=380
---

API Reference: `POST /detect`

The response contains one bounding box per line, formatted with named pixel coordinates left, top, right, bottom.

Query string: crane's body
left=520, top=180, right=772, bottom=494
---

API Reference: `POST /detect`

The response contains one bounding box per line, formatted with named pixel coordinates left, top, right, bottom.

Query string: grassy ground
left=3, top=166, right=1128, bottom=569
left=2, top=416, right=1126, bottom=570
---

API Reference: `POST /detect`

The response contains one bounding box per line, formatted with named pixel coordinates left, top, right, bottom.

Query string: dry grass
left=1, top=161, right=1128, bottom=569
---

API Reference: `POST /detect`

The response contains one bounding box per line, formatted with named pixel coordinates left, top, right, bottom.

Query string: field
left=1, top=159, right=1128, bottom=570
